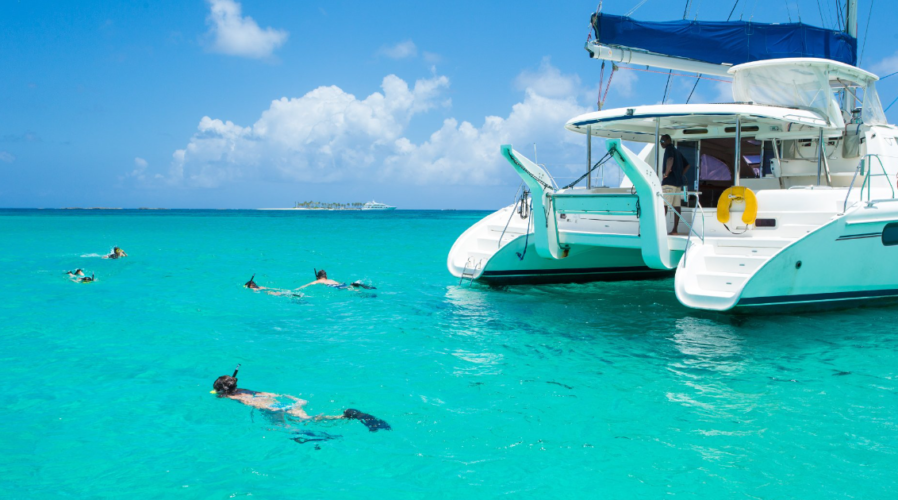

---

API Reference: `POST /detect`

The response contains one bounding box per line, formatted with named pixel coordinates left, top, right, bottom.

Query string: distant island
left=258, top=201, right=396, bottom=211
left=293, top=201, right=367, bottom=210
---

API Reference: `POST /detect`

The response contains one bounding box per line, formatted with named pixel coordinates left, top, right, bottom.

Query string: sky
left=2, top=0, right=898, bottom=209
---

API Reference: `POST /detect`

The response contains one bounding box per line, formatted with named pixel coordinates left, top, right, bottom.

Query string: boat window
left=882, top=223, right=898, bottom=246
left=755, top=218, right=776, bottom=228
left=723, top=126, right=759, bottom=133
left=862, top=82, right=888, bottom=125
left=683, top=129, right=708, bottom=135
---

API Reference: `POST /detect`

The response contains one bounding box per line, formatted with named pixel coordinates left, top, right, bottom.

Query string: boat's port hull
left=477, top=241, right=672, bottom=285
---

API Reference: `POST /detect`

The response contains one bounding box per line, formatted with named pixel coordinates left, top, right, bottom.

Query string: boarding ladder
left=458, top=257, right=483, bottom=286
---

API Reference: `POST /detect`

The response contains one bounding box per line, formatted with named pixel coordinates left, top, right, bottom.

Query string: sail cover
left=591, top=13, right=857, bottom=67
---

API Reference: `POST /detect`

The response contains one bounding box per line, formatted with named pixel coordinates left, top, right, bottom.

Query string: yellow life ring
left=716, top=186, right=758, bottom=225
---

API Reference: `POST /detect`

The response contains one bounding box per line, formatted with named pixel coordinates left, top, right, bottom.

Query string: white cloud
left=872, top=51, right=898, bottom=76
left=378, top=40, right=417, bottom=59
left=423, top=51, right=442, bottom=64
left=0, top=151, right=14, bottom=163
left=516, top=57, right=581, bottom=98
left=161, top=61, right=589, bottom=188
left=205, top=0, right=288, bottom=59
left=129, top=157, right=149, bottom=181
left=608, top=68, right=638, bottom=98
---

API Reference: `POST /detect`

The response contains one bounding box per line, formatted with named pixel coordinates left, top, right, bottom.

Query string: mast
left=843, top=0, right=858, bottom=112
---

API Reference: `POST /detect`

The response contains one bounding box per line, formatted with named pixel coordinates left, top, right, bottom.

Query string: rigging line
left=686, top=74, right=702, bottom=104
left=625, top=0, right=650, bottom=17
left=616, top=65, right=732, bottom=83
left=815, top=0, right=828, bottom=29
left=749, top=0, right=760, bottom=21
left=834, top=0, right=843, bottom=29
left=884, top=93, right=898, bottom=113
left=879, top=70, right=898, bottom=81
left=726, top=0, right=739, bottom=21
left=785, top=3, right=792, bottom=23
left=858, top=0, right=874, bottom=66
left=662, top=71, right=673, bottom=104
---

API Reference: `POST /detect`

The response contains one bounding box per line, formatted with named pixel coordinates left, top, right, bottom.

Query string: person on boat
left=103, top=247, right=128, bottom=259
left=67, top=269, right=85, bottom=277
left=660, top=134, right=691, bottom=234
left=212, top=367, right=390, bottom=431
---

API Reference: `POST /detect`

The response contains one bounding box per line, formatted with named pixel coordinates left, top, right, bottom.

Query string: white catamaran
left=449, top=2, right=898, bottom=311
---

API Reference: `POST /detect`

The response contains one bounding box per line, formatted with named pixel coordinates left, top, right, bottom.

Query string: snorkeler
left=66, top=269, right=85, bottom=277
left=244, top=275, right=263, bottom=290
left=299, top=269, right=344, bottom=289
left=103, top=247, right=128, bottom=259
left=212, top=365, right=390, bottom=431
left=76, top=274, right=95, bottom=283
left=299, top=269, right=377, bottom=290
left=244, top=274, right=302, bottom=297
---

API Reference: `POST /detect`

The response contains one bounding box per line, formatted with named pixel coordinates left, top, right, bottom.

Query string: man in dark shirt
left=660, top=134, right=691, bottom=234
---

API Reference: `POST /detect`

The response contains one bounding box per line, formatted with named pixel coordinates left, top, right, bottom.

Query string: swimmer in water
left=76, top=274, right=95, bottom=283
left=244, top=275, right=302, bottom=297
left=66, top=269, right=85, bottom=277
left=244, top=275, right=264, bottom=290
left=103, top=247, right=128, bottom=259
left=299, top=269, right=344, bottom=289
left=212, top=366, right=389, bottom=431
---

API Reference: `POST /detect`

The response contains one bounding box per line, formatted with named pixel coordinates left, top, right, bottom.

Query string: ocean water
left=2, top=209, right=898, bottom=498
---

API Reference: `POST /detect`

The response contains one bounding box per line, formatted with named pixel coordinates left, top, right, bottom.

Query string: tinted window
left=882, top=222, right=898, bottom=246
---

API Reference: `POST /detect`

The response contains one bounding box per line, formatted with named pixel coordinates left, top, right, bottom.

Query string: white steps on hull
left=678, top=237, right=794, bottom=303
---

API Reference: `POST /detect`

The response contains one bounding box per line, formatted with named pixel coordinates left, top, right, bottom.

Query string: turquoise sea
left=3, top=209, right=898, bottom=498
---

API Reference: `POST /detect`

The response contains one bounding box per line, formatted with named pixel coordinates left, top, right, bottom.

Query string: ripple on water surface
left=1, top=209, right=897, bottom=498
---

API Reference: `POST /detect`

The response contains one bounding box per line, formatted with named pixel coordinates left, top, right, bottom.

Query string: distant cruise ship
left=361, top=200, right=396, bottom=211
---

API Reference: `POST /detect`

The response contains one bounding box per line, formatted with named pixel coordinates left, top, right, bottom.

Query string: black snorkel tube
left=232, top=363, right=241, bottom=379
left=244, top=275, right=256, bottom=288
left=313, top=268, right=318, bottom=279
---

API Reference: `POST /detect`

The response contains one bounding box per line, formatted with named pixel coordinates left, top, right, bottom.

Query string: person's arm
left=664, top=157, right=674, bottom=177
left=314, top=414, right=345, bottom=421
left=284, top=395, right=307, bottom=405
left=297, top=279, right=322, bottom=289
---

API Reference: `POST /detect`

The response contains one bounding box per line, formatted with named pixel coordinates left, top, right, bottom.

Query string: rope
left=662, top=71, right=673, bottom=104
left=859, top=0, right=874, bottom=66
left=815, top=0, right=828, bottom=29
left=625, top=0, right=650, bottom=17
left=600, top=65, right=616, bottom=108
left=562, top=152, right=612, bottom=190
left=597, top=61, right=605, bottom=110
left=884, top=93, right=898, bottom=113
left=686, top=74, right=702, bottom=103
left=834, top=0, right=843, bottom=29
left=879, top=70, right=898, bottom=81
left=726, top=0, right=739, bottom=21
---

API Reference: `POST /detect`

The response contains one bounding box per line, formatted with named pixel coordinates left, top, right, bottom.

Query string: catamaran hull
left=676, top=197, right=898, bottom=313
left=478, top=241, right=669, bottom=285
left=447, top=204, right=672, bottom=285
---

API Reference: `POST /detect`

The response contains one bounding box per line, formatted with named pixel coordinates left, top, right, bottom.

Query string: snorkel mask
left=210, top=364, right=240, bottom=394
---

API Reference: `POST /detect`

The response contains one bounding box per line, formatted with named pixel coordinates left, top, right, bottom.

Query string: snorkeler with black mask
left=244, top=275, right=262, bottom=290
left=212, top=365, right=389, bottom=431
